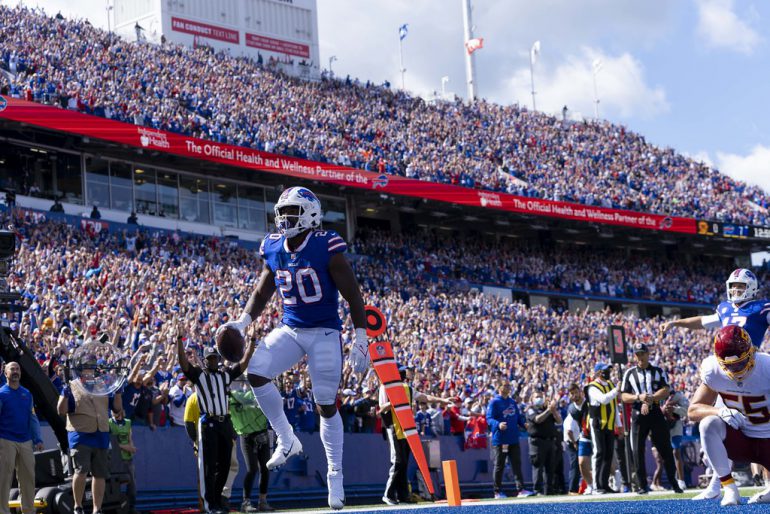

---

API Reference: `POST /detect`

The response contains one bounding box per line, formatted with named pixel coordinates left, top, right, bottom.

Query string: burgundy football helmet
left=714, top=325, right=756, bottom=381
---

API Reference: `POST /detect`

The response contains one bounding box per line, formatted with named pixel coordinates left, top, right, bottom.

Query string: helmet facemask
left=717, top=346, right=756, bottom=381
left=725, top=269, right=759, bottom=304
left=274, top=187, right=323, bottom=238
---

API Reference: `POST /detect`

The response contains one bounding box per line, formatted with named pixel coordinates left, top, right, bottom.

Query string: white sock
left=252, top=383, right=294, bottom=443
left=700, top=415, right=732, bottom=479
left=320, top=411, right=344, bottom=473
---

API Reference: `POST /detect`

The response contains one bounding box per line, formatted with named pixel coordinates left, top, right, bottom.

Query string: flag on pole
left=465, top=37, right=484, bottom=54
left=530, top=40, right=541, bottom=66
left=398, top=24, right=409, bottom=41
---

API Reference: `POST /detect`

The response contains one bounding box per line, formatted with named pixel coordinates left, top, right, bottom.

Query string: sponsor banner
left=0, top=97, right=698, bottom=234
left=171, top=17, right=239, bottom=44
left=245, top=33, right=310, bottom=58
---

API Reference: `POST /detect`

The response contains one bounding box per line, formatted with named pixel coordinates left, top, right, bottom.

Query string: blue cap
left=594, top=362, right=611, bottom=372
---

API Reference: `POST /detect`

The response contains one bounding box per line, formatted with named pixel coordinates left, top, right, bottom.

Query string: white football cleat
left=692, top=482, right=721, bottom=501
left=748, top=485, right=770, bottom=504
left=720, top=484, right=741, bottom=506
left=677, top=479, right=687, bottom=491
left=266, top=434, right=303, bottom=470
left=327, top=468, right=345, bottom=510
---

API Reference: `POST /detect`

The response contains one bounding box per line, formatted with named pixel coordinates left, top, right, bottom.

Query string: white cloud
left=696, top=0, right=760, bottom=54
left=716, top=145, right=770, bottom=192
left=496, top=47, right=668, bottom=120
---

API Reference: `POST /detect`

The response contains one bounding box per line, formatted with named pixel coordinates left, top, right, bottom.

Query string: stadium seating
left=0, top=5, right=769, bottom=225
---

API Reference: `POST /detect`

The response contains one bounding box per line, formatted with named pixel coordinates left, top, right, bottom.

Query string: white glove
left=349, top=328, right=370, bottom=373
left=219, top=312, right=252, bottom=337
left=719, top=407, right=747, bottom=430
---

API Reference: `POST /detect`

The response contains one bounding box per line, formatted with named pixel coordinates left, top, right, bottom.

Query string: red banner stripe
left=0, top=98, right=696, bottom=234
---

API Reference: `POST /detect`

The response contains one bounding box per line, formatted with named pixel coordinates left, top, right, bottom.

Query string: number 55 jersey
left=701, top=352, right=770, bottom=438
left=260, top=230, right=347, bottom=331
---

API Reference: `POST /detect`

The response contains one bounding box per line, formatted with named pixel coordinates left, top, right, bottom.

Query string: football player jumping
left=220, top=187, right=369, bottom=510
left=688, top=325, right=770, bottom=506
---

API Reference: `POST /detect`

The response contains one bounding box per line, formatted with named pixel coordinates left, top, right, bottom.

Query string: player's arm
left=662, top=314, right=719, bottom=332
left=687, top=382, right=720, bottom=422
left=242, top=267, right=277, bottom=325
left=328, top=253, right=365, bottom=329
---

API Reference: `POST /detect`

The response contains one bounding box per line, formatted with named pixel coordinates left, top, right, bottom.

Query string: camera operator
left=525, top=390, right=562, bottom=495
left=57, top=355, right=123, bottom=514
left=620, top=343, right=683, bottom=494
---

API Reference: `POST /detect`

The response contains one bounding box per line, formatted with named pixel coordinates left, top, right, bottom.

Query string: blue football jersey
left=716, top=299, right=770, bottom=348
left=260, top=230, right=347, bottom=330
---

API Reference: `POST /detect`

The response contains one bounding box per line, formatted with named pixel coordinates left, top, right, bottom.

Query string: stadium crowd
left=0, top=6, right=769, bottom=226
left=0, top=209, right=745, bottom=441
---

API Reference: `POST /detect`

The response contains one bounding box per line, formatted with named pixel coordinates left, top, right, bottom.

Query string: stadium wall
left=38, top=425, right=704, bottom=494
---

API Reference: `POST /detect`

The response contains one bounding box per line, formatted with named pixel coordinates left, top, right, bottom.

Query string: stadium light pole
left=329, top=55, right=337, bottom=77
left=441, top=76, right=450, bottom=97
left=461, top=0, right=477, bottom=101
left=592, top=58, right=602, bottom=119
left=106, top=1, right=113, bottom=41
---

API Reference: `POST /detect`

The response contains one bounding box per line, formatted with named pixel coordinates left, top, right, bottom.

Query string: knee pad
left=247, top=373, right=271, bottom=388
left=317, top=403, right=338, bottom=418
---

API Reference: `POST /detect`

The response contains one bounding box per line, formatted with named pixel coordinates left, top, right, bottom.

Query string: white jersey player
left=688, top=325, right=770, bottom=506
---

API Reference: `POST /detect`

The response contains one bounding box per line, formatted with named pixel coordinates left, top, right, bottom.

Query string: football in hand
left=215, top=326, right=246, bottom=362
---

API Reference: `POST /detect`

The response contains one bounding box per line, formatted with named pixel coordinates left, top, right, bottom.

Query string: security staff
left=620, top=343, right=683, bottom=494
left=177, top=337, right=255, bottom=514
left=525, top=391, right=562, bottom=495
left=229, top=382, right=274, bottom=513
left=0, top=362, right=44, bottom=514
left=585, top=362, right=620, bottom=494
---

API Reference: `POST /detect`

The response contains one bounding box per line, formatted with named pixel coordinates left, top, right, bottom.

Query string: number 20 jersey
left=701, top=352, right=770, bottom=438
left=260, top=230, right=347, bottom=330
left=716, top=299, right=770, bottom=348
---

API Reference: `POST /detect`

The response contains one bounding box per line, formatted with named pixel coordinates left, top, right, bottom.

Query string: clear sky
left=7, top=0, right=770, bottom=192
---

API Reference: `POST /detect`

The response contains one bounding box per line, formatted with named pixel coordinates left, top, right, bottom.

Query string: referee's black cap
left=204, top=346, right=219, bottom=359
left=633, top=343, right=649, bottom=354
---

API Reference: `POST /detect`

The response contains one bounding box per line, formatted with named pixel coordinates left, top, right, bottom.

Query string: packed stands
left=2, top=210, right=746, bottom=436
left=0, top=6, right=769, bottom=226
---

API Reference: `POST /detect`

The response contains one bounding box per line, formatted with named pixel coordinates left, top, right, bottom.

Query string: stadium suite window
left=134, top=167, right=158, bottom=216
left=85, top=156, right=110, bottom=208
left=157, top=172, right=179, bottom=219
left=110, top=161, right=133, bottom=212
left=237, top=184, right=266, bottom=232
left=180, top=176, right=211, bottom=224
left=213, top=182, right=237, bottom=228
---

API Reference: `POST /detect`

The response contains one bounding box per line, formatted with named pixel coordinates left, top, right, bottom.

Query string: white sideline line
left=288, top=486, right=765, bottom=514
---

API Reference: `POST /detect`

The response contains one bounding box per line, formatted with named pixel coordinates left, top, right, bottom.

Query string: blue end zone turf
left=342, top=499, right=767, bottom=513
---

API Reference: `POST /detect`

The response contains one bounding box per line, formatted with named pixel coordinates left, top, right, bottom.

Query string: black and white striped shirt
left=186, top=365, right=241, bottom=418
left=621, top=364, right=670, bottom=410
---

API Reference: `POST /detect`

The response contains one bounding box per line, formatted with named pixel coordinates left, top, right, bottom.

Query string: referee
left=177, top=336, right=255, bottom=514
left=620, top=343, right=683, bottom=495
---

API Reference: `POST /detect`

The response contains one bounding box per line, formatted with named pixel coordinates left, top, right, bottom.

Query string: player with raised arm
left=662, top=268, right=769, bottom=499
left=688, top=325, right=770, bottom=506
left=662, top=268, right=769, bottom=348
left=218, top=187, right=369, bottom=510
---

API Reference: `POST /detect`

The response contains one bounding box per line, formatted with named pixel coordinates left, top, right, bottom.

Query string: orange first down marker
left=442, top=459, right=461, bottom=506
